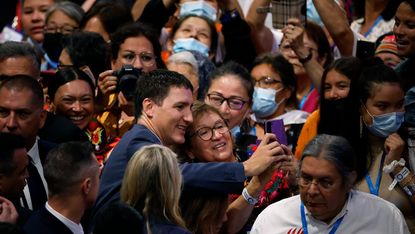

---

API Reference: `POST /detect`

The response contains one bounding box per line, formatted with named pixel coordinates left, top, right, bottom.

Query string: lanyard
left=299, top=85, right=314, bottom=110
left=365, top=151, right=386, bottom=196
left=363, top=15, right=383, bottom=38
left=300, top=203, right=344, bottom=234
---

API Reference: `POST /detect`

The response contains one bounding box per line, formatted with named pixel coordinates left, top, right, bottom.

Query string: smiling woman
left=47, top=67, right=119, bottom=165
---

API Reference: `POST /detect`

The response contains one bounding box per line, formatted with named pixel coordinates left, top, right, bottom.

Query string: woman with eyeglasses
left=250, top=54, right=309, bottom=153
left=178, top=101, right=293, bottom=233
left=96, top=22, right=162, bottom=137
left=42, top=1, right=84, bottom=70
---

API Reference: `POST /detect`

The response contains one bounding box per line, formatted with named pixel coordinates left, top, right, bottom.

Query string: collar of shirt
left=45, top=202, right=84, bottom=234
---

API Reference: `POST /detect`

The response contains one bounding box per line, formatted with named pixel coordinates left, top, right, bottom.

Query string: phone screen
left=356, top=40, right=375, bottom=59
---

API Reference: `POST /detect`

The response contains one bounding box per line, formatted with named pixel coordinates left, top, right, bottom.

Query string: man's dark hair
left=134, top=69, right=193, bottom=118
left=110, top=22, right=164, bottom=69
left=0, top=74, right=44, bottom=108
left=44, top=141, right=95, bottom=196
left=0, top=41, right=40, bottom=75
left=0, top=133, right=25, bottom=176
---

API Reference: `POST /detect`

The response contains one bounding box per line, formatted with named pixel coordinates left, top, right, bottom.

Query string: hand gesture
left=384, top=133, right=405, bottom=165
left=0, top=196, right=18, bottom=224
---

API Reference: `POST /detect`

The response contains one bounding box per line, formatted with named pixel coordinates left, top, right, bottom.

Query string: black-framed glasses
left=189, top=121, right=229, bottom=141
left=206, top=93, right=247, bottom=110
left=254, top=76, right=282, bottom=87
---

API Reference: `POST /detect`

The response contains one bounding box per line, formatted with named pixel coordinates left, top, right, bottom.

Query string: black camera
left=113, top=65, right=142, bottom=101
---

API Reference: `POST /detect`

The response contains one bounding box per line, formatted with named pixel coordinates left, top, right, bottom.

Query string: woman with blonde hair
left=121, top=144, right=190, bottom=233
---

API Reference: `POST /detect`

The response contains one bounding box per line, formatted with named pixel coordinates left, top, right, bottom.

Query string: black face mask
left=42, top=33, right=64, bottom=63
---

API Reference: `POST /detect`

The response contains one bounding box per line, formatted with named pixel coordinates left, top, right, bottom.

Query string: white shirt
left=45, top=202, right=84, bottom=234
left=21, top=138, right=48, bottom=210
left=251, top=190, right=410, bottom=234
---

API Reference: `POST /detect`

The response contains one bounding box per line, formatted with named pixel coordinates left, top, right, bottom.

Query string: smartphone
left=356, top=40, right=375, bottom=59
left=265, top=119, right=288, bottom=145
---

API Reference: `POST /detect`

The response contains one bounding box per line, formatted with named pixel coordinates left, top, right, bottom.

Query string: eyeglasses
left=206, top=93, right=247, bottom=110
left=298, top=174, right=336, bottom=190
left=120, top=52, right=156, bottom=68
left=44, top=24, right=78, bottom=34
left=254, top=76, right=282, bottom=87
left=190, top=121, right=229, bottom=141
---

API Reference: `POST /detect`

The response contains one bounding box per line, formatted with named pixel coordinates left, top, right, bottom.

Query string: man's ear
left=142, top=98, right=155, bottom=118
left=81, top=178, right=92, bottom=195
left=38, top=110, right=47, bottom=129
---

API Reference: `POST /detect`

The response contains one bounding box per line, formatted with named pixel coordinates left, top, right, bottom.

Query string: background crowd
left=0, top=0, right=414, bottom=233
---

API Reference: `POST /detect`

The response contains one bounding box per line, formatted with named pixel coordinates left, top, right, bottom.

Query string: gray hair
left=301, top=134, right=357, bottom=185
left=0, top=41, right=40, bottom=74
left=45, top=1, right=85, bottom=25
left=168, top=51, right=199, bottom=75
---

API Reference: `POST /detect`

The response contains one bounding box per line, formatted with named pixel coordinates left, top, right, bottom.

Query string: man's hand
left=0, top=196, right=18, bottom=224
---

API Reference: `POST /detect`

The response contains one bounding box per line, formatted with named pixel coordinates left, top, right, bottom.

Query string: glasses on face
left=44, top=24, right=78, bottom=34
left=298, top=174, right=336, bottom=191
left=57, top=63, right=74, bottom=70
left=120, top=52, right=156, bottom=68
left=206, top=93, right=247, bottom=110
left=190, top=121, right=229, bottom=141
left=254, top=76, right=282, bottom=88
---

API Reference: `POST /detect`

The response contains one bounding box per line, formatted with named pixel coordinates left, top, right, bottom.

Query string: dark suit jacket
left=93, top=124, right=246, bottom=220
left=39, top=113, right=88, bottom=144
left=21, top=139, right=56, bottom=211
left=23, top=207, right=73, bottom=234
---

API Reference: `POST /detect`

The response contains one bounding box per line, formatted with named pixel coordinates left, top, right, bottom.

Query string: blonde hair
left=120, top=144, right=187, bottom=232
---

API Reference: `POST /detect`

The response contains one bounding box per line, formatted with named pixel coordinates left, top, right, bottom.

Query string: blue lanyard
left=363, top=15, right=383, bottom=38
left=364, top=152, right=386, bottom=196
left=300, top=203, right=344, bottom=234
left=299, top=85, right=314, bottom=110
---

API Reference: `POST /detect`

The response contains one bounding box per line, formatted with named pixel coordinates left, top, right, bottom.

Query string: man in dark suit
left=0, top=41, right=88, bottom=144
left=24, top=142, right=100, bottom=234
left=0, top=75, right=51, bottom=211
left=0, top=133, right=31, bottom=227
left=94, top=70, right=281, bottom=221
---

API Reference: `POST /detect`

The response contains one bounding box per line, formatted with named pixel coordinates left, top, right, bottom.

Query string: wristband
left=298, top=49, right=312, bottom=64
left=242, top=187, right=258, bottom=205
left=388, top=166, right=410, bottom=191
left=383, top=158, right=406, bottom=174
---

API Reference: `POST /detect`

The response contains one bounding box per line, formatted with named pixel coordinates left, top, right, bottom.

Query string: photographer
left=96, top=22, right=162, bottom=137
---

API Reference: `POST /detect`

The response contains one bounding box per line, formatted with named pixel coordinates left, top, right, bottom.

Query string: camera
left=113, top=65, right=142, bottom=101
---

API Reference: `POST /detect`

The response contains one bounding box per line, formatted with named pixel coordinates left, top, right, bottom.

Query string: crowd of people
left=0, top=0, right=414, bottom=233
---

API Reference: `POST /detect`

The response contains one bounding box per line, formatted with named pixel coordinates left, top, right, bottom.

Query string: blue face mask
left=252, top=87, right=284, bottom=119
left=364, top=108, right=405, bottom=138
left=307, top=0, right=340, bottom=27
left=180, top=1, right=217, bottom=22
left=173, top=38, right=210, bottom=57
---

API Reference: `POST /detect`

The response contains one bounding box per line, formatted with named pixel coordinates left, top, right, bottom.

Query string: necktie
left=26, top=157, right=47, bottom=210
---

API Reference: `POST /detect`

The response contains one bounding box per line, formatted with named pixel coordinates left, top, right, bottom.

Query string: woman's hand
left=384, top=133, right=405, bottom=165
left=243, top=133, right=287, bottom=177
left=278, top=144, right=298, bottom=187
left=98, top=70, right=117, bottom=96
left=282, top=18, right=310, bottom=59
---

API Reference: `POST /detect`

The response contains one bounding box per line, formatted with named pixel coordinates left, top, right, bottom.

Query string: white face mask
left=179, top=1, right=217, bottom=22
